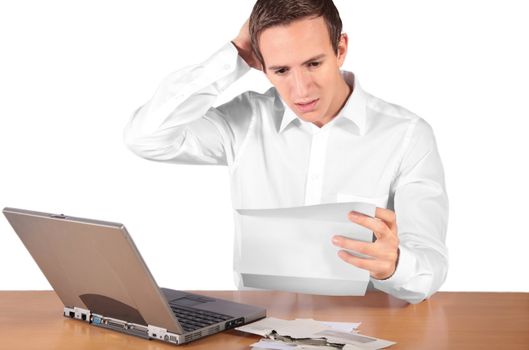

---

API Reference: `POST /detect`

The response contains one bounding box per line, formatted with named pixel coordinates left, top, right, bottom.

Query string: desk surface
left=0, top=290, right=527, bottom=350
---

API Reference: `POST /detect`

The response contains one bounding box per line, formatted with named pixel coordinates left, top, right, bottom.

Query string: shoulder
left=366, top=92, right=434, bottom=140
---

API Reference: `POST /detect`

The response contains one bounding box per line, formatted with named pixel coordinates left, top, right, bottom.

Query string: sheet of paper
left=239, top=317, right=395, bottom=349
left=250, top=339, right=295, bottom=350
left=237, top=317, right=329, bottom=338
left=236, top=202, right=375, bottom=223
left=251, top=338, right=372, bottom=350
left=235, top=202, right=376, bottom=295
left=315, top=320, right=361, bottom=333
left=251, top=338, right=345, bottom=350
left=238, top=317, right=360, bottom=336
left=313, top=329, right=396, bottom=349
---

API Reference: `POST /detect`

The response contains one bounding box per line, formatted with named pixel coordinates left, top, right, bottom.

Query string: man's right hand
left=231, top=18, right=263, bottom=71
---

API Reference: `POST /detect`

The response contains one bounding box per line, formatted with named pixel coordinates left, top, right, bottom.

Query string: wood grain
left=0, top=291, right=527, bottom=349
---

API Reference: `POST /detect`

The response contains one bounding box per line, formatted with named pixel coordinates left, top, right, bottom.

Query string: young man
left=124, top=0, right=448, bottom=304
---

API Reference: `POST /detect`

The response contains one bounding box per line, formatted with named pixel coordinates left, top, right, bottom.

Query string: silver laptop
left=3, top=207, right=266, bottom=345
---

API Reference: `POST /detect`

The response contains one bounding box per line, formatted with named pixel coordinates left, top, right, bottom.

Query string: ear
left=336, top=33, right=348, bottom=67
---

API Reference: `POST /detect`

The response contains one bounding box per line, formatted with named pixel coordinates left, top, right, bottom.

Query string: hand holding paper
left=332, top=207, right=400, bottom=280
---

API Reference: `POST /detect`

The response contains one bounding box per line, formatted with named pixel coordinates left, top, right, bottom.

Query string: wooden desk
left=0, top=291, right=527, bottom=349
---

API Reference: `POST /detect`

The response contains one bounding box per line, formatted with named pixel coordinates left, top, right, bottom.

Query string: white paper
left=313, top=329, right=395, bottom=349
left=238, top=317, right=396, bottom=349
left=236, top=202, right=375, bottom=223
left=251, top=338, right=341, bottom=350
left=237, top=317, right=329, bottom=338
left=250, top=339, right=298, bottom=349
left=318, top=320, right=361, bottom=333
left=239, top=317, right=360, bottom=337
left=235, top=202, right=376, bottom=295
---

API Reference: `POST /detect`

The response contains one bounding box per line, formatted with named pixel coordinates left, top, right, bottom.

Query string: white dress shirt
left=124, top=41, right=449, bottom=304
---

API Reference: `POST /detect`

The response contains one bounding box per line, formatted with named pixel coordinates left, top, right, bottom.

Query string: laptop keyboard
left=169, top=303, right=233, bottom=332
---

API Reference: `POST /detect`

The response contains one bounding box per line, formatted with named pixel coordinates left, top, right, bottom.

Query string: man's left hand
left=332, top=207, right=400, bottom=280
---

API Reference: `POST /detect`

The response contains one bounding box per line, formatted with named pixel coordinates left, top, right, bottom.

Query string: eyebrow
left=267, top=53, right=326, bottom=71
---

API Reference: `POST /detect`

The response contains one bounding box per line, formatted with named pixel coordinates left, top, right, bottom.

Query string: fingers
left=332, top=236, right=398, bottom=262
left=338, top=207, right=399, bottom=279
left=337, top=250, right=395, bottom=279
left=337, top=250, right=376, bottom=269
left=332, top=236, right=376, bottom=258
left=374, top=207, right=397, bottom=231
left=348, top=211, right=393, bottom=240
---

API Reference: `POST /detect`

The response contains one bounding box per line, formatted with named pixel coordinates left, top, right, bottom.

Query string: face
left=259, top=15, right=349, bottom=127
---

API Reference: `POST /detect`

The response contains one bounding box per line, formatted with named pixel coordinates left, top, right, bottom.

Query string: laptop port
left=69, top=311, right=75, bottom=318
left=225, top=317, right=244, bottom=329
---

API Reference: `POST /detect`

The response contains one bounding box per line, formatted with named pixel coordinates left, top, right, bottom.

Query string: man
left=124, top=0, right=448, bottom=304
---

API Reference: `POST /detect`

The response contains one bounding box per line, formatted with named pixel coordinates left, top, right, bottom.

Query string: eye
left=274, top=68, right=288, bottom=75
left=309, top=61, right=321, bottom=68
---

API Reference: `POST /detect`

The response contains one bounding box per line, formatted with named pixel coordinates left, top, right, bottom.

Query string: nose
left=291, top=69, right=311, bottom=99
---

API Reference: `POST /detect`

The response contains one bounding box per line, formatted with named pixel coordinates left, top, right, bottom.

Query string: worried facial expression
left=259, top=15, right=349, bottom=127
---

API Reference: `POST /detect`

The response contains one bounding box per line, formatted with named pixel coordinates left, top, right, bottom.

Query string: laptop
left=2, top=207, right=266, bottom=345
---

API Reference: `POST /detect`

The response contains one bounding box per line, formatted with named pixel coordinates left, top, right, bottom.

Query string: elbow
left=405, top=288, right=437, bottom=305
left=122, top=105, right=165, bottom=159
left=394, top=285, right=432, bottom=305
left=407, top=296, right=427, bottom=305
left=405, top=283, right=443, bottom=304
left=393, top=281, right=437, bottom=305
left=123, top=122, right=187, bottom=162
left=409, top=256, right=449, bottom=304
left=388, top=251, right=448, bottom=305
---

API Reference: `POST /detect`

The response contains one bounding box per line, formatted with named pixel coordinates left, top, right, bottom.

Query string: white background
left=1, top=0, right=527, bottom=292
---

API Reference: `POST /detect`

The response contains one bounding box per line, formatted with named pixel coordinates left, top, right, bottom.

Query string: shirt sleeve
left=123, top=41, right=253, bottom=166
left=371, top=117, right=449, bottom=304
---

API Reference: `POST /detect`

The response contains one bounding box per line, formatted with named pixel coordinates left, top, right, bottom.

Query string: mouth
left=294, top=98, right=319, bottom=113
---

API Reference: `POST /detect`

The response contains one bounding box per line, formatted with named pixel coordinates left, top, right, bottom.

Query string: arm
left=332, top=118, right=449, bottom=304
left=123, top=40, right=253, bottom=166
left=371, top=118, right=449, bottom=304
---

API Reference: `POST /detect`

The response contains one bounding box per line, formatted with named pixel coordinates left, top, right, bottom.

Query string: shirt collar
left=277, top=70, right=368, bottom=135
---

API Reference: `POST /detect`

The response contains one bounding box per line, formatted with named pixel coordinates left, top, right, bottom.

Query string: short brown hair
left=249, top=0, right=343, bottom=72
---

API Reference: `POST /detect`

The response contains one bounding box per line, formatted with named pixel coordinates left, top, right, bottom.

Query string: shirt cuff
left=371, top=245, right=416, bottom=290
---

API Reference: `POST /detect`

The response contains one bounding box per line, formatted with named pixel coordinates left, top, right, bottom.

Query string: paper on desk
left=236, top=317, right=328, bottom=338
left=238, top=317, right=395, bottom=349
left=251, top=339, right=368, bottom=350
left=317, top=320, right=360, bottom=333
left=235, top=202, right=376, bottom=295
left=250, top=339, right=329, bottom=350
left=249, top=339, right=296, bottom=350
